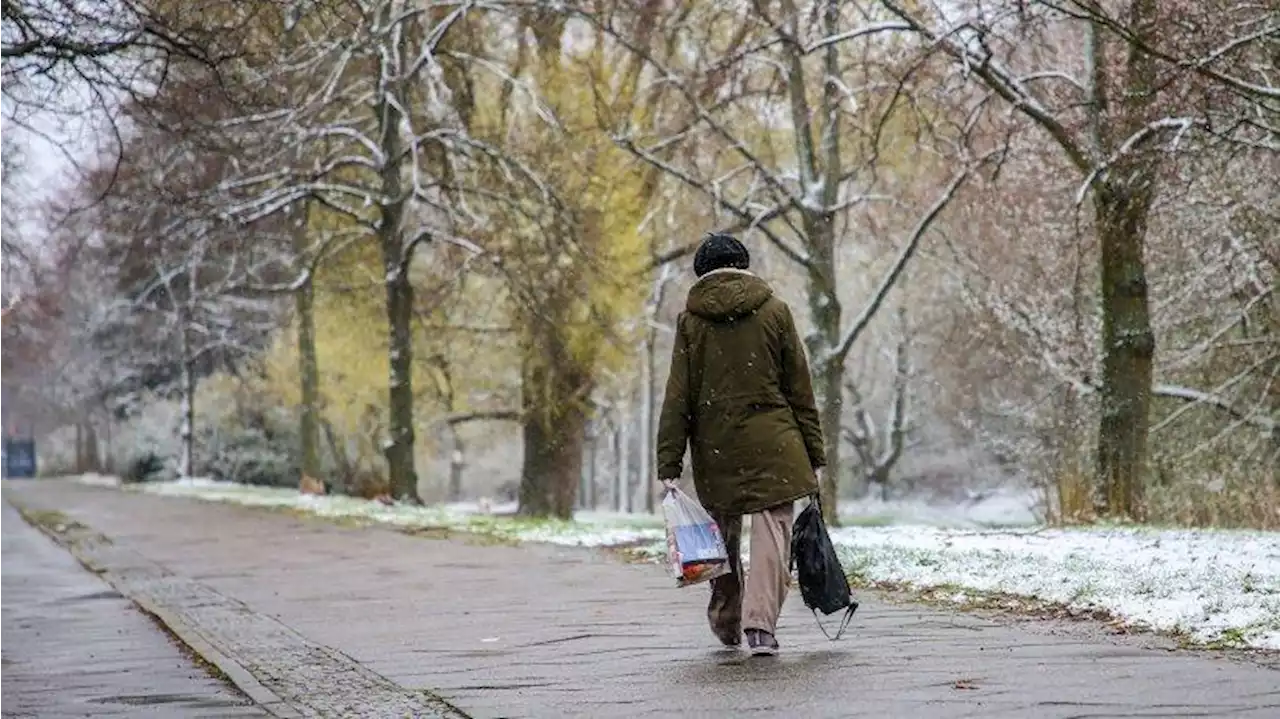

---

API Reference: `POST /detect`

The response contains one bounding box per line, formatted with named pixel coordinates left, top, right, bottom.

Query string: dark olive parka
left=656, top=269, right=825, bottom=516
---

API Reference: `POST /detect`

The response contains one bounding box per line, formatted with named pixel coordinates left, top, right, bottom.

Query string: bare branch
left=834, top=148, right=1004, bottom=365
left=1154, top=383, right=1278, bottom=435
left=444, top=410, right=521, bottom=426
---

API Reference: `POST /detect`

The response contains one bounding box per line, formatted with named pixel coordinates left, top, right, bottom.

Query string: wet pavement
left=1, top=500, right=267, bottom=718
left=5, top=479, right=1279, bottom=719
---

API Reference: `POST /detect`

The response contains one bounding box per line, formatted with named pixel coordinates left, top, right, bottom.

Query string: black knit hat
left=693, top=233, right=750, bottom=277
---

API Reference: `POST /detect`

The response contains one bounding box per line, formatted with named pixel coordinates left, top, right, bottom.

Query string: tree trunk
left=295, top=275, right=322, bottom=481
left=448, top=429, right=465, bottom=502
left=1094, top=179, right=1155, bottom=520
left=382, top=267, right=419, bottom=502
left=103, top=419, right=113, bottom=474
left=619, top=405, right=631, bottom=512
left=74, top=422, right=84, bottom=473
left=517, top=351, right=590, bottom=519
left=578, top=433, right=588, bottom=511
left=642, top=334, right=658, bottom=513
left=82, top=422, right=100, bottom=473
left=178, top=310, right=196, bottom=478
left=612, top=423, right=623, bottom=512
left=519, top=409, right=586, bottom=519
left=321, top=418, right=354, bottom=494
left=587, top=431, right=598, bottom=509
left=805, top=215, right=843, bottom=526
left=1269, top=431, right=1280, bottom=486
left=376, top=12, right=419, bottom=504
left=179, top=362, right=195, bottom=479
left=291, top=189, right=322, bottom=484
left=818, top=359, right=843, bottom=524
left=804, top=0, right=847, bottom=526
left=1084, top=0, right=1158, bottom=521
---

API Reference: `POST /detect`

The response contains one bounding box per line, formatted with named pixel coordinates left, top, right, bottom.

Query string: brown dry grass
left=1144, top=481, right=1280, bottom=530
left=1042, top=464, right=1280, bottom=529
left=1042, top=465, right=1097, bottom=525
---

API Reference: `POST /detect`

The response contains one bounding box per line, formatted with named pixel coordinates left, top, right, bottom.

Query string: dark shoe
left=745, top=629, right=779, bottom=656
left=713, top=625, right=741, bottom=648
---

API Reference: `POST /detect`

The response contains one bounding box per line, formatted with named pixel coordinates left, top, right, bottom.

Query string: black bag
left=791, top=496, right=858, bottom=640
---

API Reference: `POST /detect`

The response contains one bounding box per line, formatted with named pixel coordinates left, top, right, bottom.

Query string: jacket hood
left=686, top=269, right=773, bottom=322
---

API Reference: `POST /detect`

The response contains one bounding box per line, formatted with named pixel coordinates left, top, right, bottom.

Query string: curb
left=127, top=593, right=303, bottom=718
left=10, top=498, right=301, bottom=718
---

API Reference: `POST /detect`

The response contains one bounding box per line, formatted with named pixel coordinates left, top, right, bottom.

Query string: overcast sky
left=6, top=114, right=76, bottom=202
left=3, top=71, right=115, bottom=246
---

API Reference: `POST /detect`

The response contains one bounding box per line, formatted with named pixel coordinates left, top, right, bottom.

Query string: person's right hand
left=659, top=478, right=678, bottom=493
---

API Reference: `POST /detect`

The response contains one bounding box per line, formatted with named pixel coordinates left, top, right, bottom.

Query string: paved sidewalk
left=1, top=500, right=267, bottom=718
left=5, top=480, right=1278, bottom=719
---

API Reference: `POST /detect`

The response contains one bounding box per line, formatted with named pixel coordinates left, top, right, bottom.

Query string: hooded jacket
left=656, top=269, right=824, bottom=516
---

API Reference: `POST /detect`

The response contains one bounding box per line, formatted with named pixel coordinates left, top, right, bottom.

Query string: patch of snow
left=830, top=525, right=1280, bottom=650
left=446, top=499, right=517, bottom=515
left=76, top=473, right=122, bottom=488
left=126, top=478, right=664, bottom=548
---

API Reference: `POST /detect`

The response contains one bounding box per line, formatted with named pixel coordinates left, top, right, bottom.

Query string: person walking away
left=655, top=233, right=825, bottom=656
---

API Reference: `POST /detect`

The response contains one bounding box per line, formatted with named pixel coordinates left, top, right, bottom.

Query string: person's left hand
left=659, top=478, right=678, bottom=493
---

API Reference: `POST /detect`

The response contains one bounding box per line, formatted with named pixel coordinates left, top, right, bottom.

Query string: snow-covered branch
left=1074, top=117, right=1203, bottom=204
left=834, top=147, right=1005, bottom=365
left=804, top=21, right=912, bottom=54
left=615, top=135, right=813, bottom=269
left=879, top=0, right=1094, bottom=173
left=1153, top=382, right=1278, bottom=435
left=1043, top=0, right=1280, bottom=104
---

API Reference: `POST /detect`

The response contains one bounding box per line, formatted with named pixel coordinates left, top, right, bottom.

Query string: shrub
left=195, top=407, right=299, bottom=488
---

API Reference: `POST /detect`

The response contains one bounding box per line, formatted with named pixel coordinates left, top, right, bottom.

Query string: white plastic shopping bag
left=662, top=486, right=731, bottom=587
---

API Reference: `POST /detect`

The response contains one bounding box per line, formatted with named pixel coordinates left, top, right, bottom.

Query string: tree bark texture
left=518, top=340, right=591, bottom=519
left=376, top=3, right=419, bottom=503
left=1094, top=179, right=1156, bottom=519
left=294, top=275, right=322, bottom=481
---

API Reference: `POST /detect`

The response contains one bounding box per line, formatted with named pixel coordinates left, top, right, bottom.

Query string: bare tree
left=2, top=131, right=35, bottom=309
left=215, top=1, right=534, bottom=502
left=843, top=306, right=915, bottom=499
left=2, top=0, right=265, bottom=192
left=21, top=49, right=296, bottom=475
left=1144, top=154, right=1278, bottom=491
left=2, top=7, right=280, bottom=456
left=601, top=0, right=1006, bottom=522
left=880, top=0, right=1278, bottom=517
left=131, top=232, right=279, bottom=476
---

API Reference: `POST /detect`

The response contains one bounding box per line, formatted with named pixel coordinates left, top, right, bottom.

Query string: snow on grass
left=87, top=476, right=1279, bottom=650
left=76, top=473, right=123, bottom=488
left=128, top=477, right=664, bottom=547
left=831, top=525, right=1280, bottom=650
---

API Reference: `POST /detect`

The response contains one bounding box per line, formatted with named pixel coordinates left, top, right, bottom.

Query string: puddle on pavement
left=679, top=647, right=867, bottom=678
left=90, top=694, right=246, bottom=708
left=55, top=590, right=124, bottom=603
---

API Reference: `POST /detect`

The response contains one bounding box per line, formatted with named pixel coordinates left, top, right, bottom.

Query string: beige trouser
left=708, top=502, right=794, bottom=639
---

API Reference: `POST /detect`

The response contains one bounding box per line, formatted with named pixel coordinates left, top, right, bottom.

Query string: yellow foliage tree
left=468, top=14, right=654, bottom=518
left=264, top=206, right=520, bottom=496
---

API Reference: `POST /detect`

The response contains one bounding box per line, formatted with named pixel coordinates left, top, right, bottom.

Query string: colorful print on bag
left=662, top=486, right=731, bottom=587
